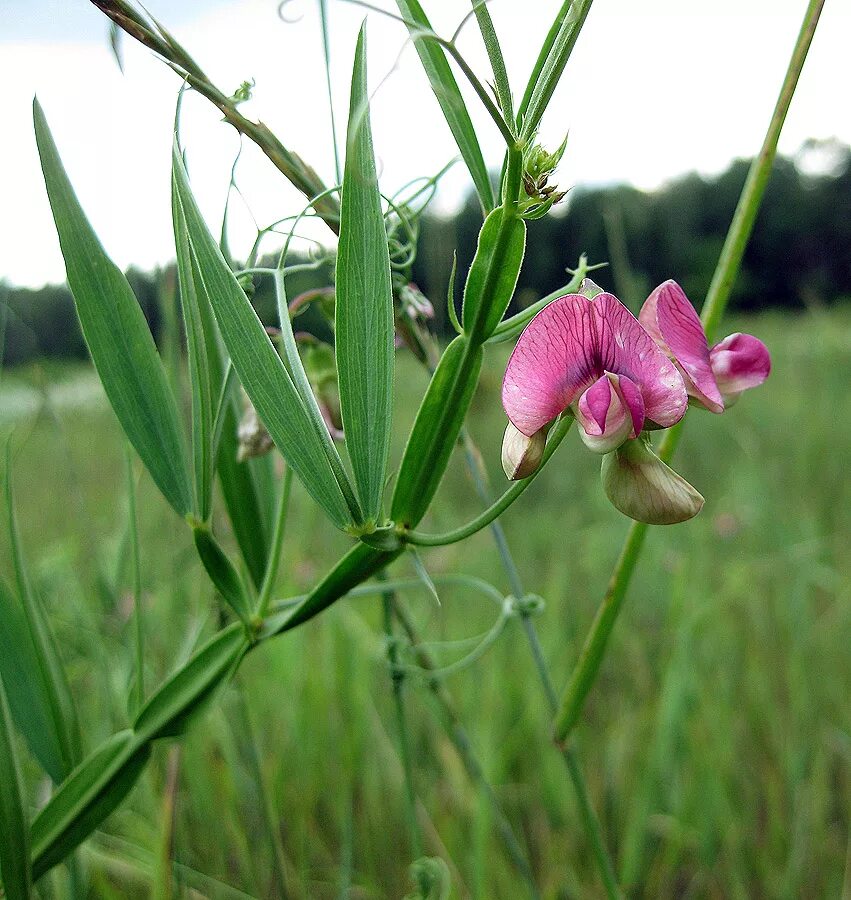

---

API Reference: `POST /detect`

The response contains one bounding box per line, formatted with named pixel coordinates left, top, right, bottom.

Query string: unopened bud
left=237, top=389, right=273, bottom=462
left=501, top=422, right=547, bottom=481
left=601, top=437, right=704, bottom=524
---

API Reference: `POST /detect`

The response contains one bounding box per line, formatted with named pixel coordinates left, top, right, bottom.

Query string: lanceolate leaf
left=33, top=98, right=192, bottom=517
left=336, top=24, right=395, bottom=526
left=395, top=0, right=495, bottom=213
left=171, top=145, right=355, bottom=530
left=0, top=674, right=32, bottom=900
left=172, top=175, right=215, bottom=522
left=4, top=467, right=81, bottom=783
left=0, top=579, right=67, bottom=785
left=30, top=731, right=150, bottom=881
left=519, top=0, right=594, bottom=141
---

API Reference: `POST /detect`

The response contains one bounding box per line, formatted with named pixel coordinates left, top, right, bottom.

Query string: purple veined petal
left=502, top=293, right=598, bottom=436
left=575, top=373, right=642, bottom=454
left=591, top=292, right=688, bottom=427
left=709, top=333, right=771, bottom=403
left=639, top=281, right=724, bottom=414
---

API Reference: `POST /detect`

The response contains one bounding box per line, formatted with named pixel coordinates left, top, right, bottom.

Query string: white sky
left=2, top=0, right=849, bottom=287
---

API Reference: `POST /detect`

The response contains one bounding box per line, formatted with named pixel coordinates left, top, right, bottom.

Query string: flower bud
left=501, top=422, right=547, bottom=481
left=237, top=389, right=274, bottom=462
left=601, top=437, right=704, bottom=524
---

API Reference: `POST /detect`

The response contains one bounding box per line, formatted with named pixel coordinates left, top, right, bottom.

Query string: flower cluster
left=501, top=279, right=770, bottom=524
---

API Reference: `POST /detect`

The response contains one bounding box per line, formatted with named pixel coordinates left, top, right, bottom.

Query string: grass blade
left=518, top=0, right=594, bottom=141
left=471, top=1, right=513, bottom=122
left=336, top=24, right=395, bottom=526
left=172, top=173, right=215, bottom=522
left=395, top=0, right=495, bottom=213
left=4, top=459, right=81, bottom=782
left=33, top=98, right=192, bottom=517
left=0, top=674, right=32, bottom=900
left=171, top=144, right=356, bottom=530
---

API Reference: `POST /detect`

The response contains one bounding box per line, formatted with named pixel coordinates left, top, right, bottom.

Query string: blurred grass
left=1, top=307, right=850, bottom=898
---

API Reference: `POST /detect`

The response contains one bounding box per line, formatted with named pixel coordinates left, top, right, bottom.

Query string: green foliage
left=132, top=625, right=247, bottom=742
left=391, top=336, right=483, bottom=527
left=336, top=25, right=395, bottom=527
left=461, top=207, right=527, bottom=340
left=172, top=173, right=216, bottom=522
left=3, top=467, right=81, bottom=783
left=2, top=311, right=851, bottom=894
left=0, top=674, right=31, bottom=900
left=171, top=146, right=356, bottom=530
left=191, top=527, right=251, bottom=625
left=33, top=100, right=192, bottom=517
left=30, top=731, right=150, bottom=880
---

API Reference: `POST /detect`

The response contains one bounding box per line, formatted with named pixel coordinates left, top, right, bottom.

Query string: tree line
left=3, top=141, right=849, bottom=368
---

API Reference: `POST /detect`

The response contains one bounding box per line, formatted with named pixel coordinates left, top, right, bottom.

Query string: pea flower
left=502, top=287, right=688, bottom=457
left=639, top=280, right=771, bottom=412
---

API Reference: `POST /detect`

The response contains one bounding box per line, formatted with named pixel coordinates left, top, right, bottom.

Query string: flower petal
left=639, top=281, right=724, bottom=413
left=592, top=292, right=687, bottom=427
left=575, top=373, right=643, bottom=454
left=501, top=422, right=547, bottom=480
left=709, top=333, right=771, bottom=403
left=502, top=293, right=598, bottom=436
left=601, top=437, right=704, bottom=524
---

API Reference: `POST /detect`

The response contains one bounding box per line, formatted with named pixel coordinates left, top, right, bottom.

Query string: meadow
left=1, top=306, right=850, bottom=898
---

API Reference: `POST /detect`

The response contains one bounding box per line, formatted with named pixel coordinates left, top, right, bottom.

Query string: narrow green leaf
left=394, top=0, right=495, bottom=213
left=391, top=336, right=483, bottom=528
left=171, top=146, right=355, bottom=530
left=30, top=731, right=150, bottom=881
left=133, top=625, right=247, bottom=743
left=0, top=675, right=32, bottom=900
left=471, top=1, right=514, bottom=122
left=336, top=24, right=395, bottom=526
left=192, top=526, right=252, bottom=624
left=4, top=462, right=81, bottom=782
left=0, top=579, right=66, bottom=784
left=519, top=0, right=594, bottom=141
left=172, top=175, right=215, bottom=522
left=199, top=301, right=271, bottom=591
left=462, top=207, right=526, bottom=340
left=446, top=252, right=462, bottom=335
left=33, top=98, right=192, bottom=517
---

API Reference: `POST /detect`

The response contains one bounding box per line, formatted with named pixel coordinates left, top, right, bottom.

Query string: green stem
left=520, top=617, right=622, bottom=900
left=234, top=687, right=291, bottom=899
left=552, top=0, right=826, bottom=745
left=457, top=429, right=621, bottom=897
left=404, top=416, right=573, bottom=546
left=392, top=598, right=541, bottom=900
left=125, top=447, right=145, bottom=712
left=256, top=465, right=294, bottom=618
left=381, top=581, right=423, bottom=860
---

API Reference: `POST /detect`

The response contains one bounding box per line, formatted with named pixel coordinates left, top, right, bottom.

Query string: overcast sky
left=2, top=0, right=849, bottom=287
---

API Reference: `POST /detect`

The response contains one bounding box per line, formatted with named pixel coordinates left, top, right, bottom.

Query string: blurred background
left=2, top=0, right=850, bottom=897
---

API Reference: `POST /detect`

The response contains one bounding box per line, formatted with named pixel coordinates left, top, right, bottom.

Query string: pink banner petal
left=592, top=293, right=687, bottom=427
left=502, top=294, right=598, bottom=436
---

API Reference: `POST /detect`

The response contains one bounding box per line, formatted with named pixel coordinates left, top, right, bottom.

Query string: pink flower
left=639, top=280, right=771, bottom=412
left=502, top=289, right=687, bottom=454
